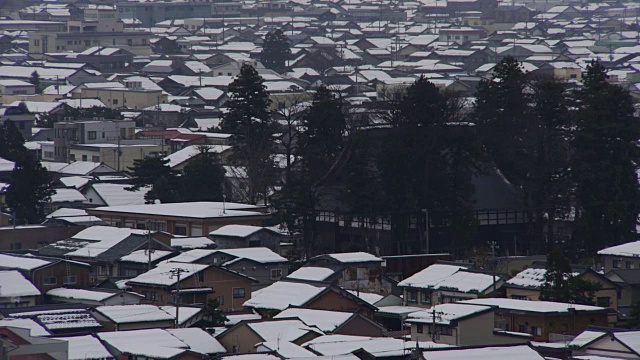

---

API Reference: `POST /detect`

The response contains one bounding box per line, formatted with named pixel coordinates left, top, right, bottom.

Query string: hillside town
left=0, top=0, right=640, bottom=359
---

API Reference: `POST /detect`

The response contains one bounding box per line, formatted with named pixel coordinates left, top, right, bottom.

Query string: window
left=271, top=268, right=282, bottom=280
left=113, top=99, right=119, bottom=105
left=417, top=324, right=423, bottom=333
left=420, top=291, right=430, bottom=304
left=145, top=291, right=157, bottom=301
left=97, top=265, right=107, bottom=276
left=127, top=39, right=133, bottom=46
left=125, top=269, right=137, bottom=277
left=43, top=277, right=57, bottom=285
left=174, top=223, right=187, bottom=236
left=233, top=288, right=246, bottom=298
left=63, top=275, right=77, bottom=284
left=518, top=324, right=528, bottom=333
left=88, top=131, right=97, bottom=140
left=92, top=156, right=100, bottom=162
left=613, top=260, right=621, bottom=269
left=531, top=326, right=542, bottom=336
left=597, top=297, right=611, bottom=307
left=511, top=294, right=528, bottom=300
left=217, top=295, right=224, bottom=305
left=82, top=155, right=88, bottom=161
left=407, top=290, right=417, bottom=303
left=626, top=261, right=635, bottom=269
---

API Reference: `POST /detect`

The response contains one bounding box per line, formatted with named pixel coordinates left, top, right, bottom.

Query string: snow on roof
left=286, top=267, right=335, bottom=282
left=98, top=329, right=187, bottom=358
left=58, top=161, right=106, bottom=175
left=302, top=335, right=449, bottom=357
left=65, top=226, right=147, bottom=258
left=243, top=281, right=326, bottom=310
left=406, top=303, right=492, bottom=325
left=58, top=98, right=106, bottom=109
left=317, top=252, right=383, bottom=263
left=50, top=188, right=86, bottom=203
left=36, top=311, right=101, bottom=330
left=259, top=341, right=318, bottom=358
left=346, top=291, right=384, bottom=305
left=47, top=207, right=88, bottom=219
left=274, top=308, right=353, bottom=332
left=597, top=241, right=640, bottom=258
left=222, top=354, right=281, bottom=360
left=171, top=236, right=215, bottom=249
left=165, top=328, right=226, bottom=354
left=95, top=304, right=174, bottom=324
left=127, top=262, right=209, bottom=287
left=209, top=224, right=268, bottom=238
left=159, top=306, right=202, bottom=326
left=53, top=335, right=115, bottom=360
left=424, top=345, right=544, bottom=360
left=0, top=318, right=50, bottom=336
left=225, top=313, right=261, bottom=326
left=59, top=176, right=92, bottom=189
left=0, top=157, right=15, bottom=172
left=91, top=202, right=266, bottom=219
left=90, top=183, right=150, bottom=206
left=163, top=144, right=231, bottom=168
left=0, top=253, right=51, bottom=271
left=120, top=249, right=173, bottom=264
left=217, top=248, right=287, bottom=265
left=0, top=270, right=41, bottom=297
left=506, top=267, right=582, bottom=289
left=47, top=287, right=121, bottom=302
left=375, top=305, right=424, bottom=316
left=248, top=319, right=322, bottom=342
left=398, top=263, right=467, bottom=288
left=613, top=331, right=640, bottom=354
left=460, top=298, right=607, bottom=313
left=194, top=87, right=224, bottom=101
left=568, top=330, right=607, bottom=348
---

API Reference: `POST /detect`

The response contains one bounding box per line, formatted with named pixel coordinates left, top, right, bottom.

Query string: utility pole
left=488, top=241, right=497, bottom=293
left=430, top=307, right=444, bottom=342
left=146, top=220, right=153, bottom=272
left=169, top=268, right=189, bottom=329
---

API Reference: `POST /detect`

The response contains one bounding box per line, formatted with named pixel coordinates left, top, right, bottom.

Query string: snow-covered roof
left=120, top=249, right=174, bottom=264
left=398, top=263, right=495, bottom=293
left=90, top=183, right=150, bottom=206
left=258, top=341, right=318, bottom=358
left=568, top=330, right=607, bottom=348
left=127, top=262, right=209, bottom=286
left=91, top=202, right=266, bottom=219
left=50, top=188, right=86, bottom=203
left=59, top=176, right=92, bottom=189
left=460, top=298, right=607, bottom=313
left=57, top=161, right=109, bottom=176
left=165, top=328, right=226, bottom=354
left=424, top=345, right=544, bottom=360
left=53, top=335, right=115, bottom=360
left=346, top=291, right=384, bottom=306
left=314, top=252, right=383, bottom=263
left=160, top=306, right=203, bottom=326
left=286, top=267, right=335, bottom=282
left=0, top=157, right=15, bottom=172
left=64, top=226, right=148, bottom=258
left=506, top=267, right=581, bottom=289
left=274, top=308, right=353, bottom=332
left=247, top=319, right=322, bottom=343
left=95, top=304, right=174, bottom=324
left=209, top=224, right=270, bottom=238
left=225, top=313, right=262, bottom=326
left=0, top=253, right=52, bottom=271
left=36, top=310, right=101, bottom=331
left=302, top=335, right=449, bottom=357
left=0, top=318, right=50, bottom=336
left=47, top=288, right=128, bottom=302
left=597, top=241, right=640, bottom=258
left=406, top=303, right=492, bottom=325
left=97, top=329, right=188, bottom=358
left=0, top=270, right=41, bottom=298
left=243, top=281, right=326, bottom=310
left=171, top=236, right=215, bottom=249
left=163, top=144, right=231, bottom=168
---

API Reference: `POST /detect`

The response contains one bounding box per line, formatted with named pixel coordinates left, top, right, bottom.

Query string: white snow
left=95, top=304, right=175, bottom=324
left=0, top=318, right=50, bottom=336
left=248, top=319, right=322, bottom=342
left=506, top=267, right=580, bottom=289
left=274, top=308, right=353, bottom=332
left=50, top=188, right=86, bottom=203
left=0, top=253, right=51, bottom=271
left=287, top=267, right=335, bottom=282
left=209, top=224, right=267, bottom=238
left=569, top=330, right=607, bottom=348
left=398, top=264, right=495, bottom=293
left=406, top=303, right=492, bottom=325
left=171, top=236, right=215, bottom=249
left=346, top=291, right=384, bottom=305
left=92, top=202, right=265, bottom=219
left=460, top=298, right=607, bottom=313
left=165, top=328, right=226, bottom=354
left=0, top=157, right=15, bottom=172
left=166, top=247, right=286, bottom=265
left=320, top=252, right=383, bottom=263
left=597, top=241, right=640, bottom=257
left=90, top=183, right=150, bottom=206
left=225, top=312, right=262, bottom=326
left=120, top=249, right=174, bottom=264
left=37, top=311, right=101, bottom=330
left=302, top=335, right=449, bottom=356
left=47, top=288, right=117, bottom=302
left=98, top=329, right=187, bottom=358
left=53, top=335, right=114, bottom=360
left=258, top=341, right=318, bottom=358
left=423, top=345, right=544, bottom=360
left=66, top=226, right=148, bottom=258
left=127, top=262, right=209, bottom=286
left=0, top=270, right=41, bottom=297
left=164, top=145, right=231, bottom=168
left=243, top=281, right=326, bottom=310
left=160, top=306, right=202, bottom=325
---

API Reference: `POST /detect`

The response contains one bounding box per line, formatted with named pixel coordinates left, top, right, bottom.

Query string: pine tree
left=260, top=29, right=291, bottom=72
left=0, top=120, right=28, bottom=163
left=29, top=71, right=42, bottom=93
left=6, top=155, right=55, bottom=224
left=220, top=64, right=275, bottom=204
left=540, top=247, right=601, bottom=305
left=126, top=157, right=176, bottom=191
left=572, top=60, right=640, bottom=255
left=180, top=146, right=226, bottom=202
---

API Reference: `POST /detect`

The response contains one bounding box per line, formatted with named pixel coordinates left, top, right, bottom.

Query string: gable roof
left=598, top=240, right=640, bottom=257
left=274, top=308, right=355, bottom=333
left=398, top=263, right=496, bottom=293
left=0, top=270, right=41, bottom=298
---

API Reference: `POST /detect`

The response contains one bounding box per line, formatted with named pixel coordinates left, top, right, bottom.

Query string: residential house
left=242, top=281, right=378, bottom=318
left=300, top=334, right=449, bottom=357
left=0, top=80, right=35, bottom=102
left=82, top=183, right=150, bottom=207
left=605, top=269, right=640, bottom=321
left=0, top=327, right=68, bottom=359
left=398, top=263, right=501, bottom=307
left=568, top=328, right=640, bottom=359
left=4, top=305, right=103, bottom=336
left=424, top=345, right=545, bottom=360
left=86, top=202, right=272, bottom=236
left=0, top=105, right=36, bottom=140
left=598, top=240, right=640, bottom=273
left=53, top=119, right=136, bottom=163
left=460, top=298, right=611, bottom=341
left=166, top=247, right=288, bottom=289
left=47, top=287, right=144, bottom=306
left=209, top=225, right=284, bottom=252
left=91, top=304, right=175, bottom=331
left=216, top=318, right=322, bottom=353
left=116, top=249, right=176, bottom=278
left=126, top=261, right=256, bottom=312
left=406, top=303, right=531, bottom=346
left=273, top=307, right=386, bottom=337
left=0, top=270, right=41, bottom=308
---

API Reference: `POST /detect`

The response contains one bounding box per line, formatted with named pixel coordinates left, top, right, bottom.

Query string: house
left=273, top=307, right=385, bottom=337
left=37, top=225, right=172, bottom=282
left=209, top=225, right=284, bottom=252
left=47, top=287, right=144, bottom=306
left=52, top=335, right=114, bottom=360
left=164, top=144, right=232, bottom=170
left=97, top=328, right=225, bottom=359
left=116, top=249, right=176, bottom=278
left=301, top=334, right=449, bottom=357
left=0, top=223, right=84, bottom=252
left=126, top=261, right=256, bottom=312
left=242, top=281, right=377, bottom=318
left=568, top=328, right=640, bottom=359
left=216, top=318, right=323, bottom=353
left=598, top=240, right=640, bottom=273
left=0, top=327, right=68, bottom=359
left=5, top=306, right=103, bottom=336
left=398, top=263, right=501, bottom=307
left=166, top=247, right=288, bottom=289
left=0, top=105, right=36, bottom=140
left=91, top=304, right=176, bottom=331
left=504, top=265, right=619, bottom=310
left=604, top=269, right=640, bottom=321
left=0, top=270, right=41, bottom=308
left=82, top=183, right=150, bottom=207
left=424, top=344, right=545, bottom=360
left=459, top=298, right=611, bottom=341
left=86, top=202, right=272, bottom=236
left=0, top=253, right=92, bottom=296
left=406, top=303, right=531, bottom=346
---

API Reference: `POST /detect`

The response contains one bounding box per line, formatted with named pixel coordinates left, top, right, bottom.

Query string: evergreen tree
left=540, top=247, right=602, bottom=305
left=146, top=176, right=181, bottom=203
left=572, top=60, right=640, bottom=255
left=6, top=155, right=55, bottom=224
left=202, top=298, right=227, bottom=326
left=0, top=120, right=28, bottom=163
left=126, top=157, right=180, bottom=203
left=220, top=64, right=275, bottom=204
left=180, top=146, right=226, bottom=202
left=260, top=29, right=291, bottom=72
left=29, top=71, right=42, bottom=93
